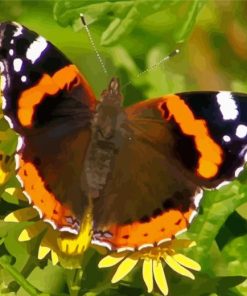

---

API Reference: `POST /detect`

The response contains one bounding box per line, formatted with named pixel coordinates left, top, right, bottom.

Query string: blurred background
left=1, top=0, right=247, bottom=100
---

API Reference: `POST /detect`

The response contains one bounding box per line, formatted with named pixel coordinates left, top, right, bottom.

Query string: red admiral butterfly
left=0, top=21, right=247, bottom=251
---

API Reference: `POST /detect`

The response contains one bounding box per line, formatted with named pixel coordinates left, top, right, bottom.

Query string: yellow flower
left=98, top=239, right=201, bottom=296
left=4, top=188, right=93, bottom=269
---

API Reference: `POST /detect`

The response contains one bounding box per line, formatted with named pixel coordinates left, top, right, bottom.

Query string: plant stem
left=66, top=268, right=83, bottom=296
left=0, top=255, right=40, bottom=296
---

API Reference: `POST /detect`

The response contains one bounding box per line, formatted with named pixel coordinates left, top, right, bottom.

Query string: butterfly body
left=85, top=77, right=128, bottom=199
left=0, top=21, right=246, bottom=250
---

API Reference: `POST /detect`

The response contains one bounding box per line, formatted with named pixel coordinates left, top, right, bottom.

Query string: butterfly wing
left=126, top=91, right=247, bottom=186
left=93, top=91, right=247, bottom=249
left=0, top=22, right=96, bottom=233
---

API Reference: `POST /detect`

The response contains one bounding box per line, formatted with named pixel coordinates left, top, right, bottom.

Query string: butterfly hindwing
left=93, top=91, right=247, bottom=249
left=92, top=92, right=202, bottom=249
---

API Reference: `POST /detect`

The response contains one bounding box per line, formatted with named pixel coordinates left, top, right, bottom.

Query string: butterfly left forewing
left=0, top=22, right=96, bottom=233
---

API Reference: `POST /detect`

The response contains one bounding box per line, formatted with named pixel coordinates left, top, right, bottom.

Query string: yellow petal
left=98, top=252, right=128, bottom=268
left=153, top=260, right=168, bottom=296
left=164, top=254, right=194, bottom=279
left=4, top=212, right=20, bottom=223
left=142, top=258, right=153, bottom=293
left=18, top=229, right=31, bottom=242
left=111, top=254, right=139, bottom=284
left=18, top=221, right=47, bottom=241
left=0, top=168, right=8, bottom=184
left=57, top=208, right=92, bottom=255
left=4, top=208, right=37, bottom=222
left=51, top=250, right=59, bottom=265
left=38, top=245, right=50, bottom=260
left=5, top=187, right=16, bottom=195
left=172, top=253, right=201, bottom=271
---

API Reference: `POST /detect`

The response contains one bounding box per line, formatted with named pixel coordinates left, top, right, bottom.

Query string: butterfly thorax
left=85, top=78, right=128, bottom=198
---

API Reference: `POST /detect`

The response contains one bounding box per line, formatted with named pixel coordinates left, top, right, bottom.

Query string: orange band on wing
left=96, top=207, right=194, bottom=250
left=17, top=65, right=95, bottom=127
left=159, top=95, right=223, bottom=179
left=18, top=157, right=75, bottom=229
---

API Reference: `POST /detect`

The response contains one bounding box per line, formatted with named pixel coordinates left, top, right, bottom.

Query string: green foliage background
left=0, top=0, right=247, bottom=295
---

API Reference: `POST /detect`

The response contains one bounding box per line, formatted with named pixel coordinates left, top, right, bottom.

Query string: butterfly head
left=101, top=77, right=123, bottom=105
left=94, top=77, right=124, bottom=140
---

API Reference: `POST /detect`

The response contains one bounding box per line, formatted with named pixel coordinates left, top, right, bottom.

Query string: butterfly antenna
left=80, top=13, right=108, bottom=75
left=122, top=49, right=180, bottom=89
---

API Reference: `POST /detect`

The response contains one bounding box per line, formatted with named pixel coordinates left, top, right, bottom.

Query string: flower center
left=140, top=245, right=175, bottom=261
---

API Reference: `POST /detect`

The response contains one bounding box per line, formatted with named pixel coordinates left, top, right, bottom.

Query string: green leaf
left=3, top=222, right=35, bottom=274
left=187, top=179, right=247, bottom=274
left=221, top=234, right=247, bottom=277
left=159, top=268, right=245, bottom=296
left=54, top=0, right=133, bottom=28
left=54, top=0, right=203, bottom=46
left=175, top=0, right=207, bottom=43
left=233, top=279, right=247, bottom=296
left=0, top=255, right=40, bottom=296
left=0, top=129, right=17, bottom=156
left=17, top=262, right=66, bottom=296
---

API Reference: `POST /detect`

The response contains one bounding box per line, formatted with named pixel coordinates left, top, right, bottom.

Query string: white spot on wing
left=16, top=175, right=23, bottom=187
left=32, top=205, right=43, bottom=218
left=193, top=190, right=203, bottom=208
left=236, top=124, right=247, bottom=139
left=235, top=167, right=244, bottom=177
left=14, top=154, right=20, bottom=170
left=223, top=135, right=231, bottom=143
left=26, top=36, right=47, bottom=64
left=116, top=247, right=135, bottom=253
left=13, top=58, right=23, bottom=72
left=217, top=91, right=238, bottom=120
left=22, top=190, right=32, bottom=204
left=43, top=219, right=57, bottom=230
left=17, top=137, right=24, bottom=152
left=91, top=239, right=112, bottom=250
left=12, top=22, right=23, bottom=37
left=137, top=244, right=154, bottom=250
left=175, top=228, right=188, bottom=237
left=0, top=61, right=4, bottom=73
left=188, top=210, right=198, bottom=223
left=9, top=49, right=14, bottom=56
left=1, top=96, right=6, bottom=109
left=21, top=75, right=27, bottom=82
left=216, top=180, right=230, bottom=190
left=59, top=226, right=79, bottom=235
left=157, top=238, right=171, bottom=246
left=4, top=115, right=13, bottom=128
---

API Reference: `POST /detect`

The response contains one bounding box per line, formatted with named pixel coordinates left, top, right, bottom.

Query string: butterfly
left=0, top=21, right=247, bottom=251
